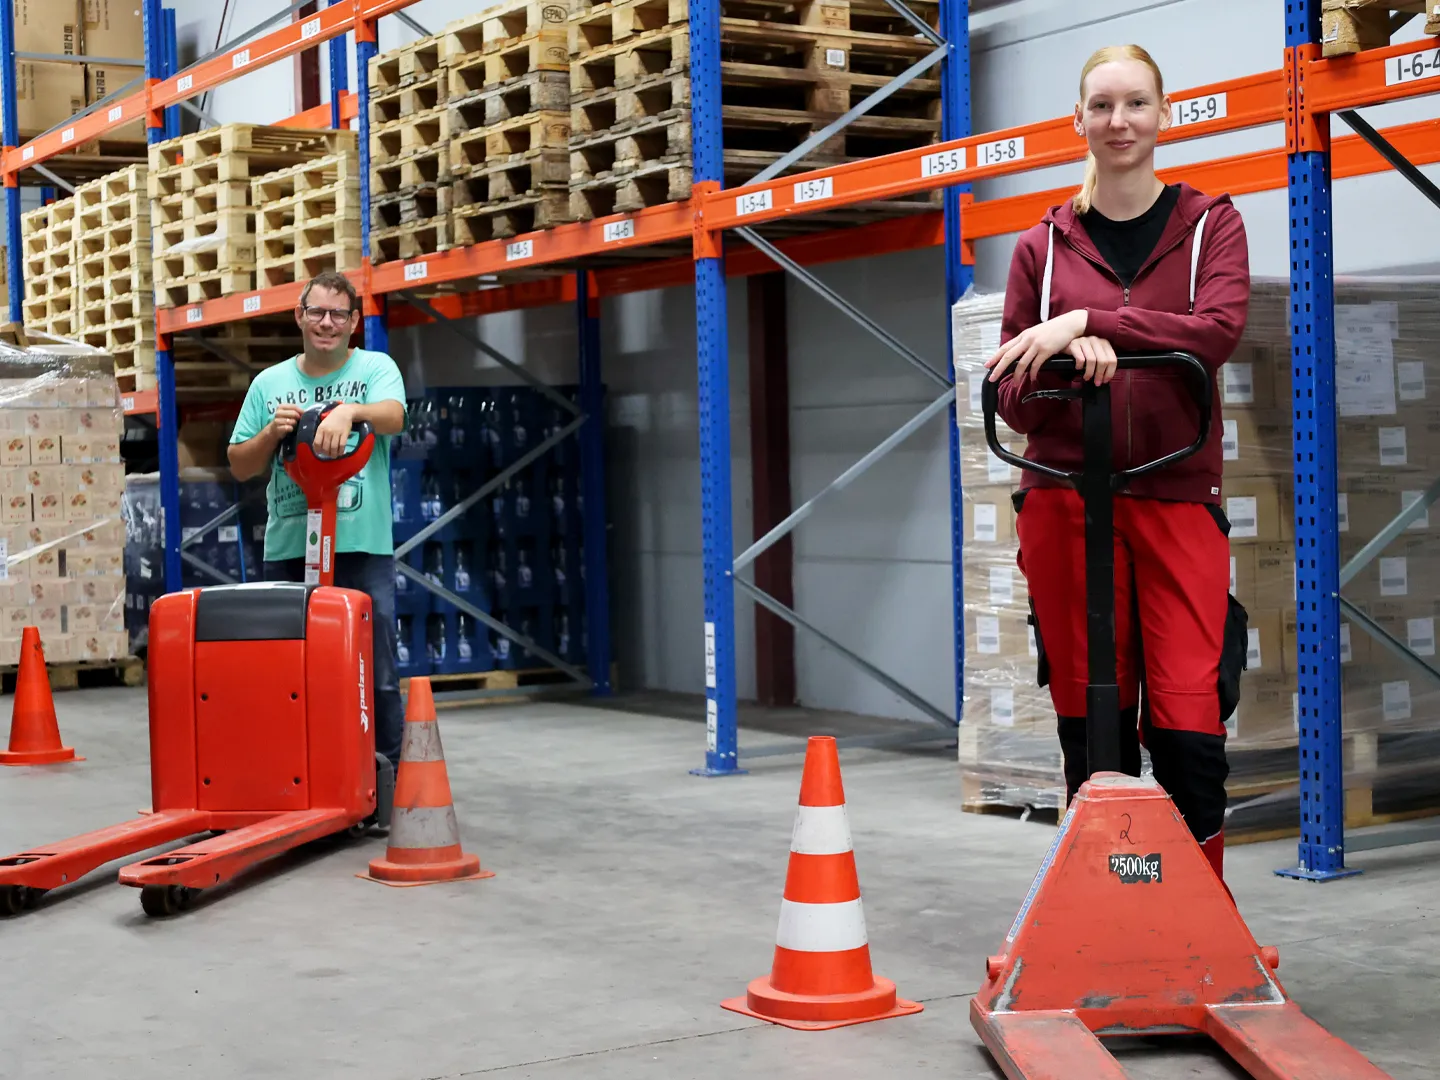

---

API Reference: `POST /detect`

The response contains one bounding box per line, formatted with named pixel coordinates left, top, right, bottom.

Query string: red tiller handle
left=280, top=402, right=376, bottom=587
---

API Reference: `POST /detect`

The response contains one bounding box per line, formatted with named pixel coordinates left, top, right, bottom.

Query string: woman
left=985, top=45, right=1251, bottom=885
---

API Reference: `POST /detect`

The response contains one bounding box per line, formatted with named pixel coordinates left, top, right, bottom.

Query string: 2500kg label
left=1108, top=853, right=1162, bottom=883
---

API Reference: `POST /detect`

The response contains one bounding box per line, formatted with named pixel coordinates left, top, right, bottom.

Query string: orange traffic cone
left=359, top=677, right=493, bottom=887
left=721, top=736, right=921, bottom=1030
left=0, top=627, right=81, bottom=766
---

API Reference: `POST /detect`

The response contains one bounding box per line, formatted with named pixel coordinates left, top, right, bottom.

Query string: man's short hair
left=300, top=270, right=359, bottom=312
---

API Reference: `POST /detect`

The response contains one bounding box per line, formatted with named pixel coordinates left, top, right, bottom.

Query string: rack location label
left=921, top=146, right=966, bottom=178
left=1170, top=92, right=1227, bottom=128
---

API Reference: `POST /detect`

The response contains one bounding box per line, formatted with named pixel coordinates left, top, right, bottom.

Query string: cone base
left=0, top=746, right=81, bottom=766
left=358, top=851, right=494, bottom=888
left=721, top=975, right=923, bottom=1030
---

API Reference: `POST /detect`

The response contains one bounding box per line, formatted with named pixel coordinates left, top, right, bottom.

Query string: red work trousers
left=1015, top=487, right=1235, bottom=844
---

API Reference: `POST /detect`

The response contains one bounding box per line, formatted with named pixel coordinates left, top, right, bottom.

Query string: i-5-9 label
left=1170, top=92, right=1227, bottom=128
left=603, top=218, right=635, bottom=242
left=243, top=296, right=261, bottom=314
left=976, top=136, right=1024, bottom=168
left=794, top=177, right=833, bottom=204
left=1388, top=47, right=1440, bottom=86
left=736, top=189, right=772, bottom=216
left=921, top=147, right=966, bottom=178
left=507, top=239, right=534, bottom=261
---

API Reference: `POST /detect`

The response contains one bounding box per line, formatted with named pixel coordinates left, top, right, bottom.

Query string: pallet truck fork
left=974, top=354, right=1391, bottom=1079
left=0, top=403, right=395, bottom=918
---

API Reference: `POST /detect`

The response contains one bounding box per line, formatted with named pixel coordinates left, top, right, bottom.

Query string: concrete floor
left=0, top=688, right=1434, bottom=1080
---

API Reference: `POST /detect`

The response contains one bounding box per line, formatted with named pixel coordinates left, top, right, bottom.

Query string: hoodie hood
left=1042, top=182, right=1233, bottom=262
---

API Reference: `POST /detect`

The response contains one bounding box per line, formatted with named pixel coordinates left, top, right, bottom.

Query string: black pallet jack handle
left=979, top=352, right=1212, bottom=778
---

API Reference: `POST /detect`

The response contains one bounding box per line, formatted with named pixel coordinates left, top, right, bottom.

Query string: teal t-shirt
left=230, top=348, right=407, bottom=562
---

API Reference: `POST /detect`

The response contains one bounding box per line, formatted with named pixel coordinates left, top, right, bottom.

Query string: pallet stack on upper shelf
left=74, top=166, right=154, bottom=393
left=1320, top=0, right=1440, bottom=57
left=566, top=0, right=943, bottom=223
left=445, top=1, right=574, bottom=244
left=148, top=124, right=356, bottom=308
left=254, top=148, right=363, bottom=289
left=369, top=35, right=457, bottom=262
left=20, top=199, right=79, bottom=339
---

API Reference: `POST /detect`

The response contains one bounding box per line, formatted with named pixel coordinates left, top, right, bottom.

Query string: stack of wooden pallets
left=254, top=151, right=363, bottom=289
left=445, top=0, right=573, bottom=244
left=369, top=37, right=456, bottom=262
left=566, top=0, right=943, bottom=222
left=149, top=124, right=355, bottom=306
left=20, top=199, right=79, bottom=338
left=74, top=166, right=153, bottom=388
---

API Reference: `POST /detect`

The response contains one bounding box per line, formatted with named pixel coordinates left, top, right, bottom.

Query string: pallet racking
left=3, top=0, right=1440, bottom=873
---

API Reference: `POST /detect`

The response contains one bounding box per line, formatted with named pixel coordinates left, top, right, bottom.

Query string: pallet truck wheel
left=346, top=822, right=369, bottom=840
left=0, top=885, right=29, bottom=916
left=140, top=885, right=194, bottom=918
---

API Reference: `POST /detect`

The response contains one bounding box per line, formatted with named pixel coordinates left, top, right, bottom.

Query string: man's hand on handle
left=313, top=403, right=356, bottom=459
left=268, top=404, right=305, bottom=443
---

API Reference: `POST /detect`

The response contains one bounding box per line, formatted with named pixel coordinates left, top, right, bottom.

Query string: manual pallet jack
left=975, top=354, right=1391, bottom=1079
left=0, top=403, right=395, bottom=918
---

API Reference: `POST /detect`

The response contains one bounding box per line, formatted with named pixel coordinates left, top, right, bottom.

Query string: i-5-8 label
left=976, top=136, right=1024, bottom=168
left=1170, top=92, right=1227, bottom=128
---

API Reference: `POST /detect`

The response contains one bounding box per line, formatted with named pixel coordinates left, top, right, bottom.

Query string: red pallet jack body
left=974, top=356, right=1390, bottom=1080
left=0, top=403, right=393, bottom=917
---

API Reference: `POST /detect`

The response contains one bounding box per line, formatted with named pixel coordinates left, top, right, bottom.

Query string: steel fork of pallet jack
left=974, top=355, right=1392, bottom=1080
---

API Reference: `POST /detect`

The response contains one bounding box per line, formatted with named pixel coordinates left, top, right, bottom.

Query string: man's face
left=297, top=285, right=359, bottom=352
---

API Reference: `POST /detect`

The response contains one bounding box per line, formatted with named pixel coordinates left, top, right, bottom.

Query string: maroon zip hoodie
left=995, top=181, right=1251, bottom=505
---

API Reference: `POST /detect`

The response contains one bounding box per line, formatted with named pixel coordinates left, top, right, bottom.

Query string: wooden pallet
left=453, top=190, right=573, bottom=243
left=569, top=159, right=692, bottom=218
left=569, top=0, right=689, bottom=57
left=368, top=35, right=446, bottom=96
left=169, top=319, right=302, bottom=367
left=373, top=185, right=455, bottom=231
left=572, top=71, right=689, bottom=135
left=451, top=110, right=572, bottom=173
left=148, top=125, right=352, bottom=199
left=454, top=151, right=570, bottom=206
left=372, top=146, right=452, bottom=197
left=570, top=26, right=690, bottom=94
left=447, top=31, right=572, bottom=99
left=258, top=240, right=363, bottom=289
left=1321, top=1, right=1440, bottom=58
left=400, top=664, right=577, bottom=706
left=450, top=70, right=572, bottom=133
left=0, top=657, right=144, bottom=694
left=371, top=108, right=454, bottom=166
left=155, top=269, right=257, bottom=308
left=371, top=217, right=455, bottom=264
left=369, top=75, right=449, bottom=128
left=443, top=0, right=570, bottom=62
left=253, top=153, right=360, bottom=203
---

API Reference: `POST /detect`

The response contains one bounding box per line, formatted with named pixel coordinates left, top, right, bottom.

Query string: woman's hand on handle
left=1069, top=335, right=1118, bottom=385
left=985, top=309, right=1089, bottom=383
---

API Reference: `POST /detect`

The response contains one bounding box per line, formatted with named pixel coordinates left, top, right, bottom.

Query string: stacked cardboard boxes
left=0, top=344, right=128, bottom=668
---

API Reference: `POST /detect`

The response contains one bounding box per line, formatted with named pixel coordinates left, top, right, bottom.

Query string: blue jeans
left=264, top=552, right=404, bottom=771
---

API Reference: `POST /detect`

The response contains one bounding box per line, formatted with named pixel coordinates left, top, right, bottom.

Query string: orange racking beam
left=2, top=0, right=419, bottom=177
left=1304, top=36, right=1440, bottom=115
left=387, top=277, right=579, bottom=327
left=697, top=68, right=1285, bottom=233
left=280, top=91, right=358, bottom=130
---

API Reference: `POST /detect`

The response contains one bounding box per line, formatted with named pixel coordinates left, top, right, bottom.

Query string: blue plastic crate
left=396, top=611, right=430, bottom=677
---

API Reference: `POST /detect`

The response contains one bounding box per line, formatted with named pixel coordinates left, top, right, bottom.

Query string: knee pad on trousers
left=1144, top=725, right=1229, bottom=841
left=1057, top=707, right=1140, bottom=802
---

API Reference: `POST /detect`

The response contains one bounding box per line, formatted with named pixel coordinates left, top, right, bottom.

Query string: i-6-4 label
left=1108, top=852, right=1162, bottom=883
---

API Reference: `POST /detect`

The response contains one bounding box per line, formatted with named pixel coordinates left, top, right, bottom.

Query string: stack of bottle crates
left=391, top=383, right=593, bottom=680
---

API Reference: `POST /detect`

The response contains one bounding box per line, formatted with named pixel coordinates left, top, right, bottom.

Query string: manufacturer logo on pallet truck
left=975, top=355, right=1393, bottom=1079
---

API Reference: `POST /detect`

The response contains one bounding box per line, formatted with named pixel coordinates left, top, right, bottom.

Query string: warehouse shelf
left=4, top=0, right=1438, bottom=869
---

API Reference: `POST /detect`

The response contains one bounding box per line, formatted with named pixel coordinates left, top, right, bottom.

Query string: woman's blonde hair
left=1073, top=45, right=1165, bottom=215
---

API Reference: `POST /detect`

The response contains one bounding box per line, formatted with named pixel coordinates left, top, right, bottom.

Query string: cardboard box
left=72, top=630, right=127, bottom=662
left=75, top=573, right=123, bottom=607
left=1230, top=673, right=1297, bottom=744
left=964, top=486, right=1015, bottom=546
left=1252, top=544, right=1295, bottom=609
left=963, top=557, right=1027, bottom=614
left=1222, top=477, right=1288, bottom=542
left=0, top=638, right=20, bottom=668
left=1230, top=547, right=1255, bottom=603
left=28, top=545, right=60, bottom=577
left=42, top=634, right=73, bottom=663
left=1246, top=608, right=1283, bottom=675
left=968, top=612, right=1034, bottom=662
left=1, top=432, right=29, bottom=467
left=29, top=434, right=61, bottom=466
left=3, top=492, right=31, bottom=525
left=14, top=62, right=86, bottom=140
left=1220, top=356, right=1276, bottom=409
left=1221, top=409, right=1290, bottom=478
left=81, top=1, right=146, bottom=142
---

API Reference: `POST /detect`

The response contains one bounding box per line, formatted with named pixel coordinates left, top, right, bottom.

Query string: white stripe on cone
left=790, top=804, right=854, bottom=856
left=775, top=898, right=869, bottom=953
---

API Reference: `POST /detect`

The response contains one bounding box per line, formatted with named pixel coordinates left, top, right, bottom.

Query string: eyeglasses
left=301, top=305, right=355, bottom=324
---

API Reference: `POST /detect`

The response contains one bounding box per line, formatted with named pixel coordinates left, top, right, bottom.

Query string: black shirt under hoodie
left=1079, top=183, right=1182, bottom=288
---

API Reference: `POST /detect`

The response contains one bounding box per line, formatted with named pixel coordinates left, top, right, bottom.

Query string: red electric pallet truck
left=975, top=354, right=1390, bottom=1079
left=0, top=402, right=395, bottom=918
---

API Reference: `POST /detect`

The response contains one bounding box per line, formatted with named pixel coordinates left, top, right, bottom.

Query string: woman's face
left=1074, top=60, right=1169, bottom=173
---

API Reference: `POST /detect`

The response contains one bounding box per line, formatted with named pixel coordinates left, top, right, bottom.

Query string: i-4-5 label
left=1108, top=853, right=1162, bottom=883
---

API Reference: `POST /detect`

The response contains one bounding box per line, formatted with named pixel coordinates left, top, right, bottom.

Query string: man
left=228, top=270, right=408, bottom=772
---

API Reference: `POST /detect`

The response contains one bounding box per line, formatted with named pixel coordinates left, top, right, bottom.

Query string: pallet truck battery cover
left=973, top=354, right=1391, bottom=1080
left=0, top=402, right=396, bottom=918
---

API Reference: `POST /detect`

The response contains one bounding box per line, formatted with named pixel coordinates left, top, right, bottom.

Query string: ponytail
left=1073, top=152, right=1099, bottom=215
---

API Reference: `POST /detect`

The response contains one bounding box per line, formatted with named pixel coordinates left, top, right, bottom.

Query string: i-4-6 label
left=1108, top=852, right=1162, bottom=883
